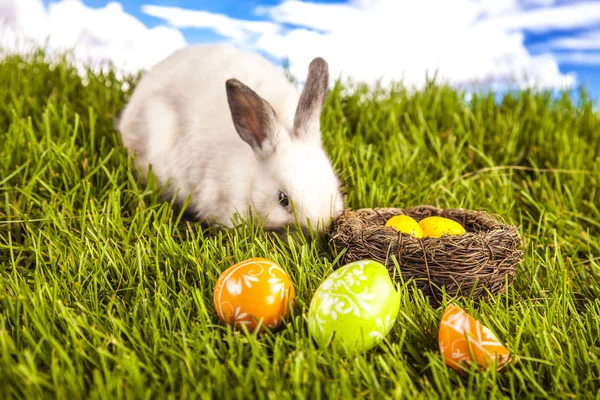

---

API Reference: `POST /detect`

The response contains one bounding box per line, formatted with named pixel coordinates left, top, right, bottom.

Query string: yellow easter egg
left=385, top=215, right=423, bottom=238
left=419, top=216, right=466, bottom=238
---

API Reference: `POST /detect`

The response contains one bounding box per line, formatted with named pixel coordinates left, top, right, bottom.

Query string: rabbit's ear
left=293, top=57, right=329, bottom=140
left=226, top=78, right=279, bottom=157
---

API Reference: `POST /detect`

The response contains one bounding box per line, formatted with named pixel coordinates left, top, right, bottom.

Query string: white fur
left=118, top=44, right=344, bottom=231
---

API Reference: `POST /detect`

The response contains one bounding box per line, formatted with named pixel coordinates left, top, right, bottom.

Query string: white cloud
left=255, top=1, right=363, bottom=32
left=245, top=0, right=578, bottom=89
left=487, top=1, right=600, bottom=33
left=522, top=0, right=557, bottom=6
left=548, top=31, right=600, bottom=51
left=1, top=0, right=596, bottom=89
left=0, top=0, right=49, bottom=49
left=142, top=5, right=280, bottom=41
left=554, top=52, right=600, bottom=65
left=0, top=0, right=186, bottom=73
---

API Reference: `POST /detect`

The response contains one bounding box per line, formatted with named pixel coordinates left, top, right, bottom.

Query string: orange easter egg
left=438, top=304, right=512, bottom=372
left=213, top=257, right=295, bottom=332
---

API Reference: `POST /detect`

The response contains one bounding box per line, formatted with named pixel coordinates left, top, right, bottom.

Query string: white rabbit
left=118, top=44, right=344, bottom=232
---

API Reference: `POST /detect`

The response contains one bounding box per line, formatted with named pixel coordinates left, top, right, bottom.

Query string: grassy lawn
left=1, top=51, right=599, bottom=399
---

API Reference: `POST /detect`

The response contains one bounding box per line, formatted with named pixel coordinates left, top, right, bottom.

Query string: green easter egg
left=308, top=260, right=401, bottom=352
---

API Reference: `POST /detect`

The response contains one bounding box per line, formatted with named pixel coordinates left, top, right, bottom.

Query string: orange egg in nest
left=213, top=257, right=295, bottom=332
left=438, top=304, right=513, bottom=373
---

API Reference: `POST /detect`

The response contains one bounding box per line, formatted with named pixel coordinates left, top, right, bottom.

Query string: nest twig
left=329, top=205, right=524, bottom=304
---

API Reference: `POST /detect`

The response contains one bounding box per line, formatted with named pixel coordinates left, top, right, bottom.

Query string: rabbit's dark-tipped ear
left=226, top=78, right=279, bottom=157
left=293, top=57, right=329, bottom=139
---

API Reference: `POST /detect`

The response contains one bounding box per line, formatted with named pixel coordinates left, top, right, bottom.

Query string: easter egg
left=438, top=304, right=512, bottom=372
left=385, top=215, right=423, bottom=238
left=308, top=260, right=400, bottom=352
left=213, top=257, right=295, bottom=332
left=419, top=216, right=466, bottom=238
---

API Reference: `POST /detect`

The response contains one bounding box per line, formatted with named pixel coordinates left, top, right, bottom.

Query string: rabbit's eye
left=278, top=191, right=291, bottom=211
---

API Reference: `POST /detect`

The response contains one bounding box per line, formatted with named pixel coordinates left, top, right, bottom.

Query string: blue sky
left=525, top=28, right=599, bottom=101
left=8, top=1, right=600, bottom=103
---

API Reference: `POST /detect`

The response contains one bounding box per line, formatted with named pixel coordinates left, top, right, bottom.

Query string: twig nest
left=329, top=205, right=524, bottom=304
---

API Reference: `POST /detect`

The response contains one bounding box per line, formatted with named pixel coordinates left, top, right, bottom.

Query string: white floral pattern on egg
left=213, top=257, right=295, bottom=332
left=308, top=260, right=401, bottom=352
left=438, top=304, right=512, bottom=373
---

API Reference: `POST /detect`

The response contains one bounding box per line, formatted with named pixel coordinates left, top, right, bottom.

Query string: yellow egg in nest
left=385, top=215, right=423, bottom=238
left=419, top=216, right=466, bottom=238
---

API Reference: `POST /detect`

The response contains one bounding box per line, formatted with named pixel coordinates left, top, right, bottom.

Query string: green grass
left=1, top=50, right=599, bottom=399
